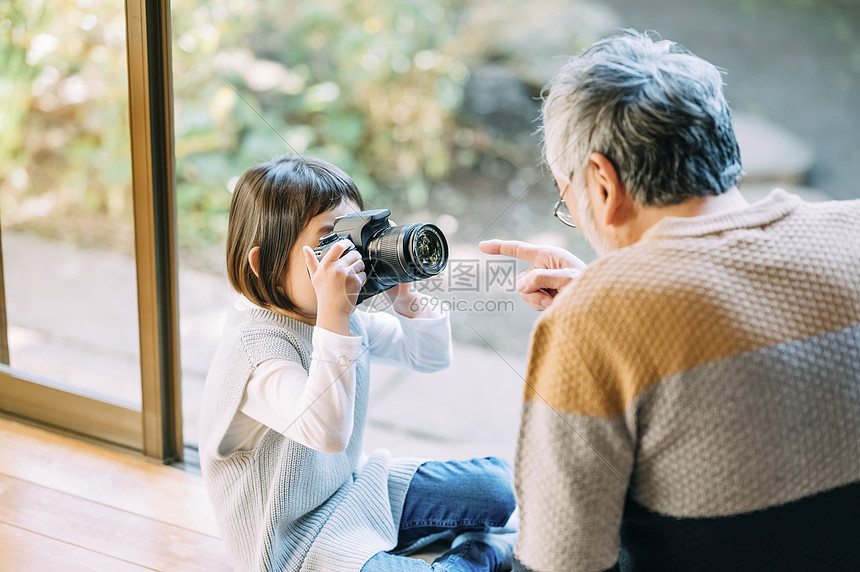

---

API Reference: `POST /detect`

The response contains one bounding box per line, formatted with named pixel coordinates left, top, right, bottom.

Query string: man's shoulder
left=802, top=194, right=860, bottom=212
left=548, top=240, right=692, bottom=322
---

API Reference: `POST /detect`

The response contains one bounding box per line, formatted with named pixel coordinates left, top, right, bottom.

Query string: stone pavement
left=4, top=109, right=831, bottom=465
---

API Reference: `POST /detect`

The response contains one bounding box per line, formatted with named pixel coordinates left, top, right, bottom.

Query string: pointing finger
left=479, top=239, right=542, bottom=263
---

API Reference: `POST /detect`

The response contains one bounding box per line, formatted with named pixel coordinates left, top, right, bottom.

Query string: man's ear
left=587, top=152, right=631, bottom=227
left=248, top=246, right=262, bottom=278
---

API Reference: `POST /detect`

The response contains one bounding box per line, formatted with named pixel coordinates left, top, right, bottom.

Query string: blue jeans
left=361, top=457, right=516, bottom=572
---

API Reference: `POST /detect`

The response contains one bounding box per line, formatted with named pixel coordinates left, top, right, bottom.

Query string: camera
left=313, top=209, right=448, bottom=303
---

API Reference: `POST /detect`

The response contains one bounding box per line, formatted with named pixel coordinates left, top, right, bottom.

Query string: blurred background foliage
left=1, top=0, right=606, bottom=271
left=1, top=0, right=535, bottom=266
left=4, top=0, right=856, bottom=270
left=1, top=0, right=134, bottom=248
left=171, top=0, right=471, bottom=257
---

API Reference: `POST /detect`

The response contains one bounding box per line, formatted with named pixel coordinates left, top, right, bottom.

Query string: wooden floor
left=0, top=416, right=231, bottom=571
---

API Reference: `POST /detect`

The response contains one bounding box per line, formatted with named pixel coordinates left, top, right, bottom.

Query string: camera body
left=313, top=209, right=448, bottom=303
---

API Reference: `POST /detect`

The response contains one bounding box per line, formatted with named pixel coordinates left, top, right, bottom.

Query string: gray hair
left=541, top=30, right=743, bottom=206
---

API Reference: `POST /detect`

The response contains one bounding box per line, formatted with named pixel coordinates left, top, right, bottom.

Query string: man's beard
left=571, top=187, right=617, bottom=256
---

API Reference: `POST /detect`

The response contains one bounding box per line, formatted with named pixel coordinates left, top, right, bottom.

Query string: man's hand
left=479, top=239, right=587, bottom=311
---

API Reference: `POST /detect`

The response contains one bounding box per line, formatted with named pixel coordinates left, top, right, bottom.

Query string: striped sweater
left=513, top=190, right=860, bottom=572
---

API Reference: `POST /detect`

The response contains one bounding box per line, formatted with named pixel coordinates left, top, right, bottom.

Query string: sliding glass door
left=0, top=0, right=181, bottom=461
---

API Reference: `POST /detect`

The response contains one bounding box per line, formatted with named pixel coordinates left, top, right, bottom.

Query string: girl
left=199, top=154, right=517, bottom=572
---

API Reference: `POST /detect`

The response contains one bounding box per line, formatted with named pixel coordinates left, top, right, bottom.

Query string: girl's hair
left=226, top=154, right=364, bottom=314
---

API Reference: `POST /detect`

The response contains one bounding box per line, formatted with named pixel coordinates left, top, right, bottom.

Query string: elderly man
left=481, top=31, right=860, bottom=572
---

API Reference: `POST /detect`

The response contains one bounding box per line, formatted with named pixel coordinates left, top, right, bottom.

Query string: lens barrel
left=365, top=223, right=448, bottom=286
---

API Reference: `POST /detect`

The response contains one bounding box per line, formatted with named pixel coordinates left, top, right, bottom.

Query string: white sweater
left=222, top=297, right=451, bottom=454
left=199, top=303, right=450, bottom=572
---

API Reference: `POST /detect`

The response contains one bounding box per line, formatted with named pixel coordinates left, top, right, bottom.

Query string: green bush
left=172, top=0, right=471, bottom=253
left=1, top=0, right=472, bottom=256
left=0, top=0, right=134, bottom=248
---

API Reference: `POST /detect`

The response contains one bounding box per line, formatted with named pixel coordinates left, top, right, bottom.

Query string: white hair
left=542, top=30, right=743, bottom=207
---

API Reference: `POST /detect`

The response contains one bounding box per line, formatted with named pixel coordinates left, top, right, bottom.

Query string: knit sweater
left=199, top=308, right=424, bottom=572
left=513, top=189, right=860, bottom=572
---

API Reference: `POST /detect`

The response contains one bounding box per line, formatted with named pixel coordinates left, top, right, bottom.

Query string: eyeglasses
left=552, top=177, right=576, bottom=228
left=553, top=198, right=576, bottom=228
left=551, top=176, right=576, bottom=228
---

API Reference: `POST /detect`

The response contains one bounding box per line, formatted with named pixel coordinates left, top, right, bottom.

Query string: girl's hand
left=302, top=241, right=366, bottom=335
left=386, top=284, right=438, bottom=319
left=385, top=283, right=412, bottom=314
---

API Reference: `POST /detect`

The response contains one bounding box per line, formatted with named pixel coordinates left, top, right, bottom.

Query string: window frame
left=0, top=0, right=182, bottom=463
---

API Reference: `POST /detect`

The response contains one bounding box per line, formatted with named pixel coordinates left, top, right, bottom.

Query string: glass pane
left=0, top=0, right=141, bottom=408
left=169, top=0, right=860, bottom=458
left=169, top=0, right=563, bottom=452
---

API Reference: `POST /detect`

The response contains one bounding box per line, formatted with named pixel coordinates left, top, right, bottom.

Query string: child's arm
left=239, top=326, right=362, bottom=454
left=363, top=292, right=452, bottom=372
left=239, top=241, right=367, bottom=454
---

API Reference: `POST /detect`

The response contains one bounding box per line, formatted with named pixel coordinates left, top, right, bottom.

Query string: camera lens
left=411, top=226, right=446, bottom=274
left=366, top=223, right=448, bottom=286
